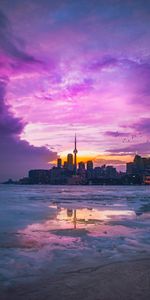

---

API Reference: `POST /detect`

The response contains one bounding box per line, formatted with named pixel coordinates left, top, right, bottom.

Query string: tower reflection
left=73, top=209, right=77, bottom=229
left=67, top=208, right=77, bottom=229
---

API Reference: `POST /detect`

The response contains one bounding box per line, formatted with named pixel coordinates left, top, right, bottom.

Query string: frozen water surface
left=0, top=185, right=150, bottom=289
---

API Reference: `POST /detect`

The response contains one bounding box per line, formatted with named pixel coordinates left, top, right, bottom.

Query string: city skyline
left=4, top=141, right=150, bottom=185
left=2, top=126, right=149, bottom=184
left=0, top=0, right=150, bottom=181
left=5, top=131, right=149, bottom=184
left=54, top=135, right=131, bottom=166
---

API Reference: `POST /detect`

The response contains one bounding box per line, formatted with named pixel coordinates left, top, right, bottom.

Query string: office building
left=87, top=160, right=93, bottom=170
left=57, top=158, right=62, bottom=168
left=78, top=161, right=85, bottom=170
left=67, top=153, right=74, bottom=170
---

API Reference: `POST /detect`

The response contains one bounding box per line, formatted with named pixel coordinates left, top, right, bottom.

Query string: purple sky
left=0, top=0, right=150, bottom=180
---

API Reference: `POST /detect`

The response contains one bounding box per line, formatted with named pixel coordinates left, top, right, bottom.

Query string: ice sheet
left=0, top=185, right=150, bottom=288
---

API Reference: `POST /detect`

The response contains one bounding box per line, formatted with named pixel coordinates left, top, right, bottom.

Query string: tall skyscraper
left=67, top=153, right=73, bottom=170
left=78, top=161, right=85, bottom=170
left=63, top=161, right=68, bottom=168
left=67, top=153, right=73, bottom=165
left=87, top=160, right=93, bottom=170
left=73, top=134, right=78, bottom=174
left=57, top=158, right=62, bottom=168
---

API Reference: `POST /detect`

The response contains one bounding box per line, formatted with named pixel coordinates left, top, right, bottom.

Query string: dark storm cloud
left=0, top=9, right=57, bottom=181
left=0, top=78, right=24, bottom=136
left=0, top=135, right=57, bottom=181
left=0, top=77, right=57, bottom=181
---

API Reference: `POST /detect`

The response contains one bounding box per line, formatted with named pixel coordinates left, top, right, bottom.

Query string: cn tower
left=73, top=134, right=78, bottom=174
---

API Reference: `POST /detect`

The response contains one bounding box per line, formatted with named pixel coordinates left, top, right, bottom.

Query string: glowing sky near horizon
left=0, top=0, right=150, bottom=179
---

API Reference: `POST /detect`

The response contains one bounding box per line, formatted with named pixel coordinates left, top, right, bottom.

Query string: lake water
left=0, top=185, right=150, bottom=290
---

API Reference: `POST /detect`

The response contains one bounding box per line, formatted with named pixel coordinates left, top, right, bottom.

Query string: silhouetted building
left=9, top=136, right=150, bottom=186
left=77, top=161, right=86, bottom=183
left=86, top=160, right=94, bottom=181
left=126, top=155, right=150, bottom=176
left=50, top=167, right=68, bottom=184
left=67, top=175, right=81, bottom=185
left=87, top=160, right=93, bottom=170
left=78, top=161, right=85, bottom=170
left=126, top=162, right=136, bottom=175
left=67, top=153, right=74, bottom=171
left=142, top=157, right=150, bottom=175
left=29, top=169, right=50, bottom=184
left=94, top=167, right=105, bottom=178
left=57, top=158, right=62, bottom=168
left=67, top=153, right=73, bottom=165
left=63, top=161, right=68, bottom=169
left=105, top=166, right=117, bottom=178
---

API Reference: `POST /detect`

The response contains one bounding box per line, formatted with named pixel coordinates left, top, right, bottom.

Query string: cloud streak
left=107, top=142, right=150, bottom=155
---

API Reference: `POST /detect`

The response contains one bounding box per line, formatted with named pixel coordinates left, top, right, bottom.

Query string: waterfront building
left=57, top=158, right=62, bottom=168
left=15, top=137, right=150, bottom=186
left=87, top=160, right=93, bottom=170
left=67, top=153, right=74, bottom=171
left=63, top=161, right=68, bottom=168
left=126, top=155, right=150, bottom=176
left=49, top=167, right=68, bottom=184
left=29, top=169, right=50, bottom=184
left=86, top=160, right=94, bottom=180
left=105, top=166, right=117, bottom=178
left=78, top=161, right=85, bottom=170
left=67, top=153, right=73, bottom=165
left=94, top=167, right=105, bottom=178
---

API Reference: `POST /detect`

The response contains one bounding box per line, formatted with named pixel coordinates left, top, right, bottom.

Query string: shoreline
left=1, top=257, right=150, bottom=300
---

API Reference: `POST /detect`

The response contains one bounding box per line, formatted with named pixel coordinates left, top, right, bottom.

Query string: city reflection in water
left=18, top=203, right=149, bottom=251
left=50, top=204, right=135, bottom=230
